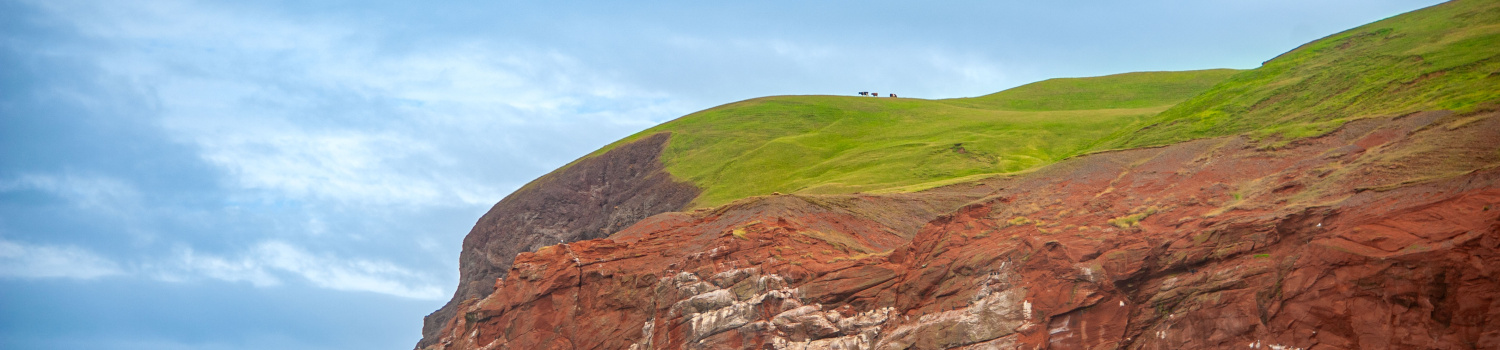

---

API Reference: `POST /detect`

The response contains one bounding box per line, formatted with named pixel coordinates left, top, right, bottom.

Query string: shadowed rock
left=417, top=132, right=699, bottom=349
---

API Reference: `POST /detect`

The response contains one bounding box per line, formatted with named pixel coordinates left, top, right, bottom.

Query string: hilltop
left=1103, top=0, right=1500, bottom=149
left=589, top=69, right=1238, bottom=207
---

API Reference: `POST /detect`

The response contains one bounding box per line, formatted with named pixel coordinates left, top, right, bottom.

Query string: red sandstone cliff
left=419, top=133, right=700, bottom=348
left=421, top=111, right=1500, bottom=349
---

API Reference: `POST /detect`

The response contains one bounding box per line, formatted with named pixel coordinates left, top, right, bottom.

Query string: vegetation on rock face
left=588, top=70, right=1237, bottom=207
left=1102, top=0, right=1500, bottom=149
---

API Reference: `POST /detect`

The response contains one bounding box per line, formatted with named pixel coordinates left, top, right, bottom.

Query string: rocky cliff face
left=422, top=111, right=1500, bottom=349
left=418, top=132, right=700, bottom=348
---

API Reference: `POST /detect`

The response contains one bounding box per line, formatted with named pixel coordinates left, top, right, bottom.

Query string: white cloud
left=157, top=241, right=446, bottom=300
left=162, top=246, right=281, bottom=287
left=0, top=210, right=439, bottom=298
left=1, top=173, right=140, bottom=212
left=22, top=0, right=349, bottom=51
left=0, top=235, right=442, bottom=299
left=0, top=174, right=162, bottom=243
left=28, top=0, right=685, bottom=208
left=253, top=241, right=444, bottom=300
left=0, top=239, right=124, bottom=279
left=196, top=129, right=447, bottom=204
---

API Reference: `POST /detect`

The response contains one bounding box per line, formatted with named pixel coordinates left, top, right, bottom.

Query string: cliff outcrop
left=419, top=132, right=700, bottom=348
left=423, top=111, right=1500, bottom=349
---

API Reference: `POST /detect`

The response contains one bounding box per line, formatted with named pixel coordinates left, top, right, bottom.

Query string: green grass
left=1100, top=0, right=1500, bottom=149
left=1107, top=207, right=1158, bottom=228
left=944, top=69, right=1242, bottom=111
left=544, top=0, right=1498, bottom=208
left=586, top=70, right=1235, bottom=207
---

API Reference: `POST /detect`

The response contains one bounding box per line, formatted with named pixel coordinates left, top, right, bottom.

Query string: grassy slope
left=553, top=1, right=1496, bottom=208
left=588, top=70, right=1237, bottom=207
left=1100, top=0, right=1500, bottom=149
left=946, top=69, right=1242, bottom=111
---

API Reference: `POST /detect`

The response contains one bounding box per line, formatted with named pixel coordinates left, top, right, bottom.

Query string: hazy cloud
left=0, top=239, right=123, bottom=279
left=250, top=241, right=444, bottom=300
left=157, top=246, right=281, bottom=287
left=1, top=173, right=140, bottom=213
left=156, top=241, right=445, bottom=300
left=29, top=0, right=685, bottom=208
left=0, top=234, right=442, bottom=300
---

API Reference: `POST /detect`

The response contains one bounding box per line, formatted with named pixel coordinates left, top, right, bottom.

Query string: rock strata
left=424, top=112, right=1500, bottom=349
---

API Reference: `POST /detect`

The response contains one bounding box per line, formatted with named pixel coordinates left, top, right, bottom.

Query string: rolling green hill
left=560, top=0, right=1498, bottom=208
left=943, top=69, right=1242, bottom=111
left=1101, top=0, right=1500, bottom=149
left=587, top=69, right=1237, bottom=207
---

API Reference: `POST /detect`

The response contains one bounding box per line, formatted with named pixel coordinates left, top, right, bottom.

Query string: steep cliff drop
left=418, top=132, right=700, bottom=349
left=424, top=111, right=1499, bottom=350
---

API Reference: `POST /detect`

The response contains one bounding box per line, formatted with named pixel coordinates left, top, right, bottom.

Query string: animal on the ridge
left=858, top=91, right=869, bottom=96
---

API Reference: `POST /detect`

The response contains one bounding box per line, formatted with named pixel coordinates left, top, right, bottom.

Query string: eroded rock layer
left=419, top=132, right=701, bottom=348
left=426, top=111, right=1500, bottom=350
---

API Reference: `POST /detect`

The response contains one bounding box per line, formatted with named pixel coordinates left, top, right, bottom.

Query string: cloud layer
left=1, top=235, right=443, bottom=300
left=161, top=241, right=445, bottom=300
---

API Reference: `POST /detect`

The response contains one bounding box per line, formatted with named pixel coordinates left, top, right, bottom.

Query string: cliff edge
left=418, top=132, right=699, bottom=348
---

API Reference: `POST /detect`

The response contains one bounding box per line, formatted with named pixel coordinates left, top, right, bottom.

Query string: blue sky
left=0, top=0, right=1442, bottom=348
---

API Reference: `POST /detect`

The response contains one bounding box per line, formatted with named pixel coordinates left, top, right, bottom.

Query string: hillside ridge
left=594, top=68, right=1239, bottom=207
left=1102, top=0, right=1500, bottom=149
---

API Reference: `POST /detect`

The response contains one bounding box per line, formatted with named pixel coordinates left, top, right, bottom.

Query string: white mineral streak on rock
left=875, top=287, right=1031, bottom=350
left=676, top=289, right=735, bottom=314
left=772, top=305, right=824, bottom=333
left=666, top=270, right=902, bottom=348
left=1160, top=276, right=1180, bottom=291
left=1048, top=316, right=1069, bottom=335
left=837, top=307, right=894, bottom=333
left=665, top=271, right=718, bottom=298
left=1023, top=300, right=1032, bottom=320
left=689, top=299, right=758, bottom=341
left=962, top=334, right=1020, bottom=350
left=627, top=318, right=654, bottom=350
left=672, top=272, right=802, bottom=342
left=766, top=308, right=895, bottom=350
left=972, top=269, right=1013, bottom=303
left=771, top=330, right=878, bottom=350
left=709, top=267, right=759, bottom=288
left=673, top=271, right=699, bottom=283
left=769, top=305, right=895, bottom=345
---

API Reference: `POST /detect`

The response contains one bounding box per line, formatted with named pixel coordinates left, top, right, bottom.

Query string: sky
left=0, top=0, right=1445, bottom=348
